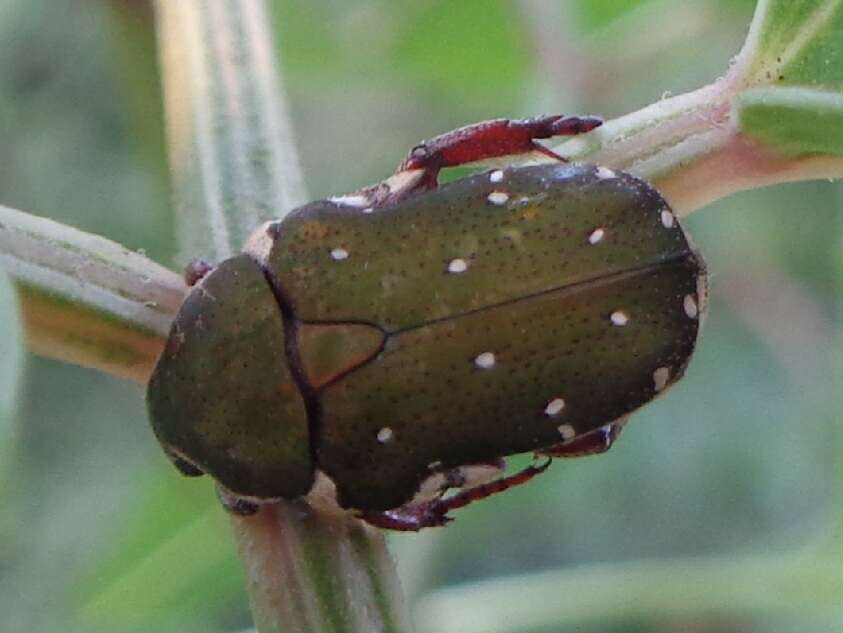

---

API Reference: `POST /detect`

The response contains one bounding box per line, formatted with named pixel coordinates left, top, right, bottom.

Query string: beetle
left=147, top=115, right=707, bottom=531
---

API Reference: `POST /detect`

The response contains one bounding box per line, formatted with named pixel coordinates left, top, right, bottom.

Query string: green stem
left=155, top=0, right=306, bottom=264
left=152, top=2, right=414, bottom=631
left=233, top=501, right=413, bottom=633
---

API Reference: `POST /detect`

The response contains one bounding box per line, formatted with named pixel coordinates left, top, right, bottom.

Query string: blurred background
left=1, top=0, right=841, bottom=632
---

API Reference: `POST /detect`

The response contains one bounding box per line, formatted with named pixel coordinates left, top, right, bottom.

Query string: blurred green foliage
left=0, top=1, right=840, bottom=632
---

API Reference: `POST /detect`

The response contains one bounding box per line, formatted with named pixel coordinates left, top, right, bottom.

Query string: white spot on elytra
left=595, top=166, right=616, bottom=180
left=489, top=170, right=504, bottom=183
left=448, top=258, right=468, bottom=274
left=589, top=228, right=605, bottom=244
left=653, top=367, right=670, bottom=392
left=544, top=398, right=566, bottom=416
left=474, top=352, right=496, bottom=369
left=684, top=294, right=698, bottom=319
left=558, top=424, right=576, bottom=441
left=661, top=209, right=675, bottom=228
left=487, top=191, right=510, bottom=205
left=330, top=247, right=349, bottom=261
left=362, top=207, right=374, bottom=214
left=610, top=311, right=629, bottom=326
left=377, top=427, right=393, bottom=443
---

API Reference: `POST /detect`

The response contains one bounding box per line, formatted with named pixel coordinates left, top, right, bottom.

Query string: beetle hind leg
left=333, top=114, right=602, bottom=209
left=359, top=458, right=552, bottom=531
left=538, top=418, right=629, bottom=459
left=397, top=114, right=603, bottom=185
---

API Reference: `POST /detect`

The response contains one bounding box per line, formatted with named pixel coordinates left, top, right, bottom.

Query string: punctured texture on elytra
left=268, top=165, right=695, bottom=329
left=263, top=164, right=705, bottom=511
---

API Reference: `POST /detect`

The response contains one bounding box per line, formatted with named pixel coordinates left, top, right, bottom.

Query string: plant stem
left=155, top=0, right=306, bottom=264
left=233, top=501, right=413, bottom=633
left=560, top=77, right=843, bottom=215
left=152, top=1, right=414, bottom=631
left=549, top=1, right=843, bottom=216
left=0, top=204, right=184, bottom=383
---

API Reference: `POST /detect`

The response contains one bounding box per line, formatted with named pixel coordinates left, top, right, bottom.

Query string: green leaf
left=737, top=86, right=843, bottom=155
left=79, top=475, right=244, bottom=627
left=737, top=0, right=843, bottom=154
left=746, top=0, right=843, bottom=86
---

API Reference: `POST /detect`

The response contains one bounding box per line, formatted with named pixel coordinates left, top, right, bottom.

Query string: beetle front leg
left=360, top=459, right=552, bottom=531
left=397, top=114, right=603, bottom=190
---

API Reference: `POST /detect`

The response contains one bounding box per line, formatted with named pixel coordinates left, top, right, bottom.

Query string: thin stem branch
left=0, top=204, right=185, bottom=383
left=545, top=0, right=843, bottom=216
left=558, top=78, right=843, bottom=215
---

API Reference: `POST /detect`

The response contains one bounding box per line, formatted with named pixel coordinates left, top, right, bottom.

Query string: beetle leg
left=397, top=114, right=603, bottom=189
left=183, top=258, right=214, bottom=286
left=358, top=503, right=453, bottom=532
left=443, top=458, right=507, bottom=490
left=408, top=459, right=507, bottom=505
left=428, top=458, right=552, bottom=516
left=367, top=418, right=627, bottom=531
left=360, top=459, right=552, bottom=531
left=216, top=486, right=260, bottom=516
left=538, top=418, right=629, bottom=459
left=329, top=114, right=602, bottom=210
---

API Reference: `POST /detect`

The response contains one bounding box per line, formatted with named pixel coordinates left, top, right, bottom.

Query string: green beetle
left=147, top=115, right=706, bottom=530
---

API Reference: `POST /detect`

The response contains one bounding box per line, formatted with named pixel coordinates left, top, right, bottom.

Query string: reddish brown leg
left=398, top=114, right=603, bottom=187
left=360, top=459, right=552, bottom=531
left=539, top=420, right=627, bottom=459
left=184, top=258, right=214, bottom=286
left=343, top=114, right=602, bottom=209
